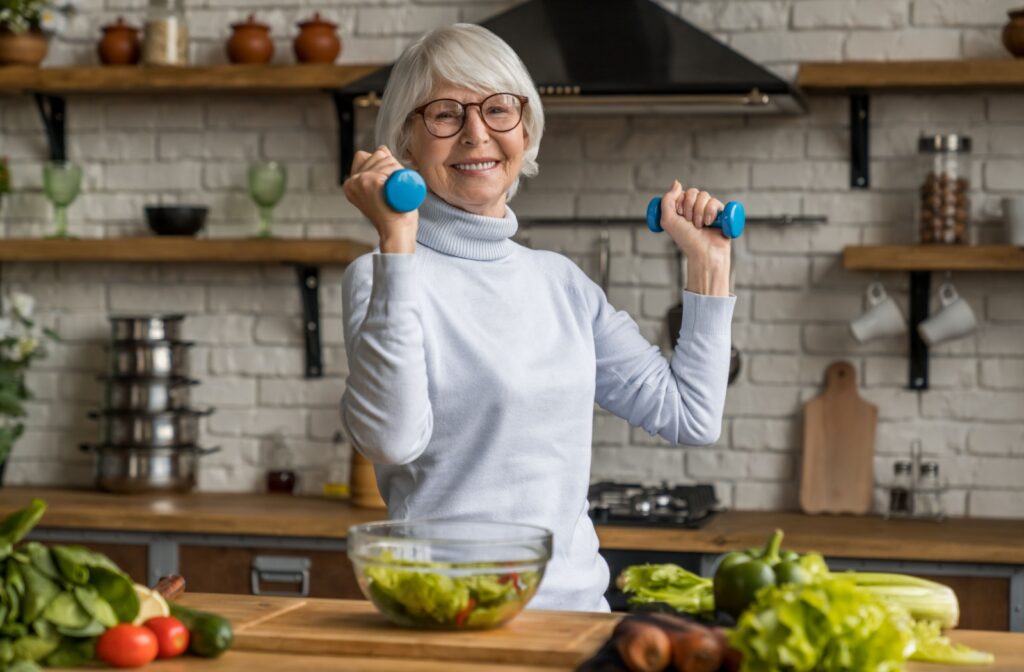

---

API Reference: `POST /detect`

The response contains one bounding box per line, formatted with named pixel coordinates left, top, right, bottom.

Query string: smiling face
left=406, top=83, right=528, bottom=218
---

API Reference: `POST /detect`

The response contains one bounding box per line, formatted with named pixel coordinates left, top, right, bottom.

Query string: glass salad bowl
left=347, top=520, right=553, bottom=630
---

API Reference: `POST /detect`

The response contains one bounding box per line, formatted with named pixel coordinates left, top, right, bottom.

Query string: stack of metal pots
left=83, top=315, right=217, bottom=494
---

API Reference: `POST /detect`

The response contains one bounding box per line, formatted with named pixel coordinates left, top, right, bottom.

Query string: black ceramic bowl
left=145, top=205, right=208, bottom=236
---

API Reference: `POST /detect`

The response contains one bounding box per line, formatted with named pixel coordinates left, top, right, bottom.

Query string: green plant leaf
left=18, top=564, right=59, bottom=624
left=42, top=593, right=90, bottom=630
left=0, top=499, right=46, bottom=548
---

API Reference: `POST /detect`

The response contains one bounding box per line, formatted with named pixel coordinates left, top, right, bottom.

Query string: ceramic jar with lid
left=1004, top=8, right=1024, bottom=57
left=293, top=12, right=341, bottom=64
left=227, top=13, right=273, bottom=64
left=98, top=17, right=141, bottom=65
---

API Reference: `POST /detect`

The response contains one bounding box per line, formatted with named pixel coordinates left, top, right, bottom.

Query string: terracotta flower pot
left=293, top=12, right=341, bottom=64
left=1004, top=9, right=1024, bottom=58
left=0, top=29, right=49, bottom=67
left=98, top=17, right=141, bottom=65
left=227, top=14, right=273, bottom=65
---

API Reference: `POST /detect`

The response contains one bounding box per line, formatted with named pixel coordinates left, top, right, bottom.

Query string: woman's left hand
left=658, top=181, right=731, bottom=297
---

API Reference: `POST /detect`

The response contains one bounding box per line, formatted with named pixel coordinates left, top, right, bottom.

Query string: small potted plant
left=0, top=0, right=75, bottom=66
left=0, top=291, right=58, bottom=481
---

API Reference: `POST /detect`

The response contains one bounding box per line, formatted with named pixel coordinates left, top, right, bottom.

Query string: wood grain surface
left=3, top=488, right=1023, bottom=563
left=843, top=245, right=1024, bottom=272
left=0, top=238, right=372, bottom=264
left=798, top=60, right=1024, bottom=90
left=800, top=361, right=878, bottom=515
left=0, top=64, right=381, bottom=93
left=229, top=597, right=616, bottom=667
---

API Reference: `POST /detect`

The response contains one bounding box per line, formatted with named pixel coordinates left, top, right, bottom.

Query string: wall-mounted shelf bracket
left=330, top=92, right=356, bottom=184
left=850, top=92, right=869, bottom=189
left=908, top=271, right=931, bottom=390
left=33, top=92, right=67, bottom=161
left=295, top=265, right=322, bottom=378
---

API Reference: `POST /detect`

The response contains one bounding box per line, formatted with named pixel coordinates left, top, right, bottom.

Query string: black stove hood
left=340, top=0, right=805, bottom=115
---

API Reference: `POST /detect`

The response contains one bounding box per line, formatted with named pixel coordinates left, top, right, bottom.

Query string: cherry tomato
left=96, top=624, right=159, bottom=668
left=144, top=616, right=190, bottom=658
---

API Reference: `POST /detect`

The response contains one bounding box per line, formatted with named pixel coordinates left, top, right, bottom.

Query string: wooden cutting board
left=230, top=597, right=617, bottom=668
left=800, top=361, right=878, bottom=515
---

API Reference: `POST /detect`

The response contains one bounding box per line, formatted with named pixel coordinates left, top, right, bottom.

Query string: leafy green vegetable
left=616, top=563, right=714, bottom=615
left=363, top=556, right=540, bottom=629
left=911, top=620, right=995, bottom=666
left=0, top=500, right=45, bottom=549
left=0, top=500, right=141, bottom=669
left=729, top=577, right=913, bottom=672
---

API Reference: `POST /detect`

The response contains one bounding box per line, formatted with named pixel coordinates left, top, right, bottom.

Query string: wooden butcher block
left=800, top=361, right=879, bottom=515
left=226, top=596, right=617, bottom=668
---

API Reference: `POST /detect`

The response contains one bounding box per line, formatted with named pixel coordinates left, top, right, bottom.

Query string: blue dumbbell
left=646, top=197, right=745, bottom=239
left=383, top=169, right=427, bottom=213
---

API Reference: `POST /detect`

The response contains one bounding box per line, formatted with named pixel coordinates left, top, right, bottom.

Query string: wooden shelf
left=843, top=245, right=1024, bottom=271
left=0, top=238, right=372, bottom=264
left=0, top=64, right=382, bottom=94
left=798, top=59, right=1024, bottom=91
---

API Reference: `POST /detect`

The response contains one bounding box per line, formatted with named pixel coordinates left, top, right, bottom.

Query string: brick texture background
left=0, top=0, right=1021, bottom=517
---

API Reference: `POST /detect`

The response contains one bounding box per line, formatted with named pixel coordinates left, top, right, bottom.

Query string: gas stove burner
left=587, top=481, right=719, bottom=528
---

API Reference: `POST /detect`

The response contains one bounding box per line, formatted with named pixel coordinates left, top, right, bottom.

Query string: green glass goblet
left=247, top=161, right=287, bottom=238
left=42, top=160, right=83, bottom=239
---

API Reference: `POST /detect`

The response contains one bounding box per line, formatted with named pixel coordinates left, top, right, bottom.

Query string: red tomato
left=96, top=624, right=159, bottom=668
left=144, top=616, right=190, bottom=658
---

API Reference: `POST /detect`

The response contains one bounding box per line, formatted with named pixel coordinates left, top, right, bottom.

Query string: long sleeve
left=581, top=274, right=736, bottom=446
left=340, top=253, right=433, bottom=465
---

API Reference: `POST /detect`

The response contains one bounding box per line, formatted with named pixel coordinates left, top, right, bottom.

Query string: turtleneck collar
left=416, top=193, right=519, bottom=261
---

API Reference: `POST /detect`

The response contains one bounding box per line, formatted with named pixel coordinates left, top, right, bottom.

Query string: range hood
left=340, top=0, right=806, bottom=115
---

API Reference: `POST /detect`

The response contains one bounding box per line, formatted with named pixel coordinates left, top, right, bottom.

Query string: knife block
left=350, top=450, right=387, bottom=509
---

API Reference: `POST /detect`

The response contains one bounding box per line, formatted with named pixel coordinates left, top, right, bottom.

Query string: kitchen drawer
left=178, top=545, right=363, bottom=599
left=921, top=575, right=1009, bottom=632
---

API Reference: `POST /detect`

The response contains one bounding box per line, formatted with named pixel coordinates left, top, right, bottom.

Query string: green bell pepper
left=713, top=529, right=810, bottom=618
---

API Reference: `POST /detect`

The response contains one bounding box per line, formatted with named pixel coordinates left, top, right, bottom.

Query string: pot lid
left=297, top=12, right=337, bottom=29
left=231, top=13, right=270, bottom=30
left=101, top=16, right=139, bottom=32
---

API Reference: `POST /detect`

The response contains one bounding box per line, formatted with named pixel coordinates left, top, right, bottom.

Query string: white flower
left=38, top=9, right=67, bottom=36
left=9, top=293, right=35, bottom=320
left=0, top=319, right=12, bottom=340
left=17, top=337, right=38, bottom=359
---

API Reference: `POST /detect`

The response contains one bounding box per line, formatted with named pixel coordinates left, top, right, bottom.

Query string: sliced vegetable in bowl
left=348, top=519, right=552, bottom=630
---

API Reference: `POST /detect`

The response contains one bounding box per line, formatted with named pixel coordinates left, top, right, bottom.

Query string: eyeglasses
left=413, top=93, right=528, bottom=139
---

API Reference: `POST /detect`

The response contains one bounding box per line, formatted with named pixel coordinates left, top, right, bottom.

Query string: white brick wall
left=0, top=0, right=1021, bottom=516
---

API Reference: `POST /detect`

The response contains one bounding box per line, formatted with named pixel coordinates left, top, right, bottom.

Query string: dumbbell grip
left=646, top=198, right=745, bottom=239
left=383, top=169, right=427, bottom=213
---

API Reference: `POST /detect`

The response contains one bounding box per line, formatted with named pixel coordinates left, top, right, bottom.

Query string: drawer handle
left=250, top=555, right=310, bottom=597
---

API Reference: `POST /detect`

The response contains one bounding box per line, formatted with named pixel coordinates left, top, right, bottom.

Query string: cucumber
left=169, top=602, right=234, bottom=658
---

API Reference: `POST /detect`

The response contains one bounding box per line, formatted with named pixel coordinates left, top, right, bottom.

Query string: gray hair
left=375, top=23, right=544, bottom=201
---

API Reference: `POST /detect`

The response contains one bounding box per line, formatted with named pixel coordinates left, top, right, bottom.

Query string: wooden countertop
left=3, top=488, right=1023, bottom=564
left=56, top=594, right=1024, bottom=671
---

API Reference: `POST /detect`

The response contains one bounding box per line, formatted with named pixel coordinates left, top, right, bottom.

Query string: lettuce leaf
left=616, top=563, right=714, bottom=615
left=729, top=577, right=913, bottom=672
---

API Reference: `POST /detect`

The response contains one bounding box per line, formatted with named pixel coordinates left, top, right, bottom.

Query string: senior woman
left=340, top=23, right=735, bottom=612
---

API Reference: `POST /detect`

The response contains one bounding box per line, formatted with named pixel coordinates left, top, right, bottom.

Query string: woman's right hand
left=342, top=145, right=418, bottom=254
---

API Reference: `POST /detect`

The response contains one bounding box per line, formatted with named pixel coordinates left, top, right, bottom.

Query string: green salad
left=363, top=556, right=540, bottom=629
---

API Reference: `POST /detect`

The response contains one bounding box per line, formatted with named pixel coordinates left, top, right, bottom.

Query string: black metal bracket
left=850, top=93, right=869, bottom=189
left=33, top=93, right=67, bottom=161
left=330, top=92, right=356, bottom=184
left=295, top=265, right=323, bottom=379
left=908, top=271, right=931, bottom=390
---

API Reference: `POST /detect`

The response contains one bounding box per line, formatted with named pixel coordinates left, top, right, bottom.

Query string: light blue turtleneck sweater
left=341, top=194, right=736, bottom=612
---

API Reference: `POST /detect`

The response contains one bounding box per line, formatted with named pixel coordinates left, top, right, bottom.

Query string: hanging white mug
left=917, top=282, right=977, bottom=346
left=850, top=282, right=907, bottom=343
